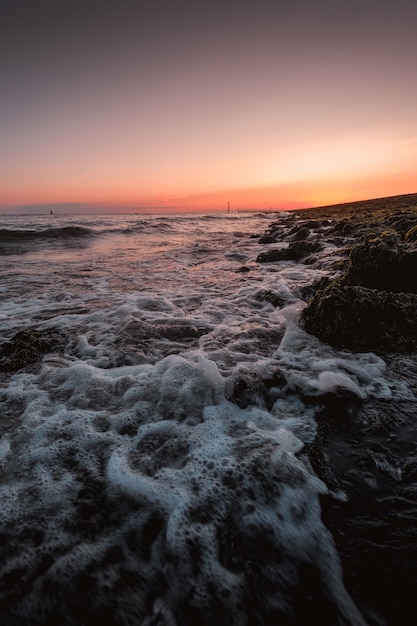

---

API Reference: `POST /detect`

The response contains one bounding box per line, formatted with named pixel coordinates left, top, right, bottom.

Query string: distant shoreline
left=0, top=191, right=416, bottom=217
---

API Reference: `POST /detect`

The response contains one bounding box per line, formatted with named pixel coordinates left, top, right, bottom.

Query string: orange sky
left=1, top=1, right=416, bottom=213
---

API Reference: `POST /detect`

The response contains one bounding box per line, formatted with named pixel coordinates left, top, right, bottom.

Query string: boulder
left=0, top=329, right=65, bottom=372
left=300, top=284, right=417, bottom=353
left=345, top=232, right=417, bottom=293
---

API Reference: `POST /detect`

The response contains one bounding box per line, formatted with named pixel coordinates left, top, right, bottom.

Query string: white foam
left=274, top=307, right=407, bottom=402
left=0, top=212, right=386, bottom=623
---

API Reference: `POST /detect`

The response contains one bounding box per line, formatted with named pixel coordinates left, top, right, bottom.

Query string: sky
left=1, top=0, right=416, bottom=213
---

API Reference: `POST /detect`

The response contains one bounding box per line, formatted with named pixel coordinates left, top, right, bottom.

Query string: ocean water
left=0, top=212, right=415, bottom=625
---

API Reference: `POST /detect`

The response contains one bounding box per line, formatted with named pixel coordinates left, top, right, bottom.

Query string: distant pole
left=227, top=201, right=230, bottom=213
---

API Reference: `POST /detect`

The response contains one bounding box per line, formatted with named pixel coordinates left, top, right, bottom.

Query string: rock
left=255, top=290, right=291, bottom=308
left=289, top=225, right=310, bottom=241
left=305, top=375, right=417, bottom=626
left=0, top=329, right=65, bottom=372
left=345, top=232, right=417, bottom=293
left=327, top=219, right=356, bottom=236
left=256, top=241, right=323, bottom=263
left=226, top=367, right=288, bottom=410
left=256, top=249, right=285, bottom=263
left=112, top=318, right=213, bottom=365
left=258, top=234, right=278, bottom=244
left=257, top=197, right=417, bottom=354
left=386, top=214, right=416, bottom=236
left=299, top=277, right=333, bottom=302
left=300, top=284, right=417, bottom=353
left=405, top=225, right=417, bottom=242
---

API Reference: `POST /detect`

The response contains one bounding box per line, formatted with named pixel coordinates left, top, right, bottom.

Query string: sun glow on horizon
left=1, top=3, right=416, bottom=214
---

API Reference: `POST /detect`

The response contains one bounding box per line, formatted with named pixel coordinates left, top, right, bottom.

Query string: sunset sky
left=1, top=0, right=416, bottom=213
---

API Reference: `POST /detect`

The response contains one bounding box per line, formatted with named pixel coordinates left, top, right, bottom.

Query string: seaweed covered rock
left=0, top=329, right=65, bottom=372
left=299, top=277, right=333, bottom=302
left=385, top=213, right=416, bottom=236
left=345, top=232, right=417, bottom=293
left=405, top=225, right=417, bottom=242
left=300, top=207, right=417, bottom=353
left=300, top=284, right=417, bottom=353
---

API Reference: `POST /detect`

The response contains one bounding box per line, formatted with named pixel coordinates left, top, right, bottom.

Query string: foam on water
left=1, top=211, right=408, bottom=624
left=0, top=352, right=367, bottom=624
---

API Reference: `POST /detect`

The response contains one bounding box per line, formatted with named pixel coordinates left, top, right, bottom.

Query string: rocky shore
left=257, top=192, right=417, bottom=354
left=257, top=192, right=417, bottom=626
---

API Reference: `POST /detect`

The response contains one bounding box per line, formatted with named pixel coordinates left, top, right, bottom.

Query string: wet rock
left=345, top=232, right=417, bottom=293
left=299, top=206, right=417, bottom=353
left=0, top=329, right=65, bottom=372
left=256, top=248, right=285, bottom=263
left=300, top=284, right=417, bottom=353
left=113, top=318, right=213, bottom=365
left=226, top=368, right=288, bottom=410
left=305, top=368, right=417, bottom=626
left=286, top=219, right=324, bottom=242
left=255, top=290, right=292, bottom=308
left=258, top=234, right=278, bottom=244
left=299, top=277, right=333, bottom=302
left=257, top=241, right=323, bottom=263
left=327, top=219, right=356, bottom=236
left=289, top=225, right=310, bottom=241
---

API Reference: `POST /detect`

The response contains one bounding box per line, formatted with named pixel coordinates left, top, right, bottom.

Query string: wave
left=0, top=225, right=94, bottom=242
left=0, top=226, right=96, bottom=254
left=121, top=219, right=179, bottom=235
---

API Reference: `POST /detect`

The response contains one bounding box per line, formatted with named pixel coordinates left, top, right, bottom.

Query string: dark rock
left=258, top=234, right=278, bottom=244
left=237, top=266, right=251, bottom=273
left=327, top=219, right=357, bottom=236
left=226, top=368, right=288, bottom=410
left=255, top=290, right=291, bottom=308
left=0, top=329, right=65, bottom=372
left=385, top=214, right=416, bottom=236
left=405, top=225, right=417, bottom=242
left=299, top=277, right=333, bottom=302
left=256, top=248, right=285, bottom=263
left=289, top=225, right=310, bottom=241
left=257, top=241, right=323, bottom=263
left=305, top=373, right=417, bottom=626
left=287, top=220, right=323, bottom=242
left=345, top=232, right=417, bottom=293
left=300, top=284, right=417, bottom=353
left=286, top=240, right=324, bottom=258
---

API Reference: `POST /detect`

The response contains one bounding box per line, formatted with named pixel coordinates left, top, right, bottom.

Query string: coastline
left=254, top=192, right=417, bottom=625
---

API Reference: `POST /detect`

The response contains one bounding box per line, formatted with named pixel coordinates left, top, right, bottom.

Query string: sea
left=0, top=211, right=416, bottom=626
